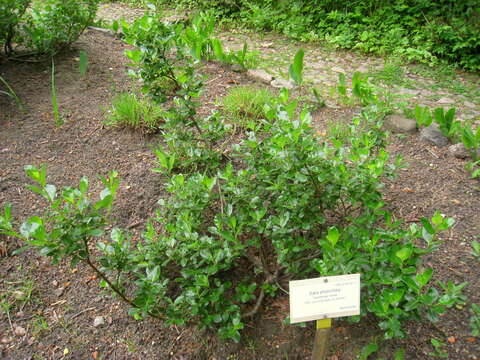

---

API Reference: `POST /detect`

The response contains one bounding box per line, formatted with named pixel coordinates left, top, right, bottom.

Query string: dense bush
left=171, top=0, right=480, bottom=71
left=0, top=0, right=99, bottom=58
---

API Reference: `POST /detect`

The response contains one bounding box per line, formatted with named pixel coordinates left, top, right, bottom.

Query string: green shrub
left=1, top=0, right=99, bottom=58
left=1, top=93, right=465, bottom=342
left=105, top=93, right=165, bottom=132
left=0, top=0, right=30, bottom=55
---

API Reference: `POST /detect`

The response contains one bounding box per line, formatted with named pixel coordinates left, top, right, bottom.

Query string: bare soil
left=1, top=23, right=479, bottom=360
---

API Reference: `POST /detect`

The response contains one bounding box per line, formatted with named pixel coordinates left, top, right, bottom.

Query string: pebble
left=331, top=66, right=345, bottom=73
left=436, top=97, right=456, bottom=105
left=14, top=325, right=26, bottom=337
left=54, top=287, right=65, bottom=297
left=0, top=336, right=13, bottom=344
left=270, top=78, right=295, bottom=89
left=93, top=316, right=105, bottom=328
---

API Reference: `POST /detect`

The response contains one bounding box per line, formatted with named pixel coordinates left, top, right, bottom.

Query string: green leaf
left=396, top=247, right=412, bottom=262
left=358, top=342, right=378, bottom=360
left=327, top=226, right=340, bottom=247
left=79, top=50, right=88, bottom=77
left=288, top=48, right=304, bottom=86
left=394, top=348, right=405, bottom=360
left=416, top=268, right=433, bottom=288
left=431, top=211, right=444, bottom=226
left=44, top=184, right=56, bottom=202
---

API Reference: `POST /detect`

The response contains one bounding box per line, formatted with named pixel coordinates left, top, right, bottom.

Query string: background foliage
left=165, top=0, right=480, bottom=71
left=0, top=0, right=99, bottom=58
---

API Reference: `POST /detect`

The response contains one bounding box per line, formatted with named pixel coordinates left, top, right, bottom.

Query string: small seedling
left=311, top=88, right=326, bottom=108
left=288, top=48, right=304, bottom=86
left=0, top=75, right=23, bottom=108
left=434, top=107, right=459, bottom=139
left=472, top=240, right=480, bottom=260
left=470, top=303, right=480, bottom=336
left=414, top=105, right=433, bottom=127
left=428, top=338, right=448, bottom=358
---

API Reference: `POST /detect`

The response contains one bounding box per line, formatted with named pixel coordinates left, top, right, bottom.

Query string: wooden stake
left=312, top=318, right=331, bottom=360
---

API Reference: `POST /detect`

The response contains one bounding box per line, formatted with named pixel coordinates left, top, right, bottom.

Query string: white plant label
left=289, top=274, right=360, bottom=324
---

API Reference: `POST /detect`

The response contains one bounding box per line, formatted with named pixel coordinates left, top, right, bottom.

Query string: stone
left=54, top=287, right=65, bottom=297
left=448, top=143, right=469, bottom=159
left=464, top=101, right=476, bottom=108
left=270, top=78, right=295, bottom=89
left=385, top=114, right=417, bottom=134
left=14, top=326, right=26, bottom=337
left=398, top=88, right=421, bottom=96
left=93, top=316, right=105, bottom=328
left=420, top=124, right=449, bottom=147
left=355, top=64, right=369, bottom=73
left=0, top=336, right=13, bottom=344
left=448, top=143, right=480, bottom=159
left=436, top=97, right=456, bottom=105
left=421, top=89, right=434, bottom=97
left=331, top=66, right=345, bottom=73
left=247, top=69, right=273, bottom=84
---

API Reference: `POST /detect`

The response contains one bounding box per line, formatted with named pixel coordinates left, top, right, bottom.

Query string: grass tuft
left=222, top=86, right=274, bottom=129
left=104, top=93, right=165, bottom=132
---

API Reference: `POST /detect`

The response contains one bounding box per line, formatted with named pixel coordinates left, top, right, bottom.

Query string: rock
left=420, top=124, right=449, bottom=147
left=331, top=66, right=345, bottom=73
left=448, top=143, right=480, bottom=159
left=247, top=69, right=273, bottom=84
left=93, top=316, right=105, bottom=328
left=464, top=101, right=476, bottom=108
left=385, top=114, right=417, bottom=134
left=436, top=97, right=455, bottom=105
left=260, top=42, right=274, bottom=48
left=270, top=78, right=295, bottom=89
left=448, top=143, right=469, bottom=159
left=14, top=326, right=26, bottom=337
left=52, top=280, right=58, bottom=287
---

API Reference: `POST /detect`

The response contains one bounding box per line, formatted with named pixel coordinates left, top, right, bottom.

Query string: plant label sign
left=289, top=274, right=360, bottom=323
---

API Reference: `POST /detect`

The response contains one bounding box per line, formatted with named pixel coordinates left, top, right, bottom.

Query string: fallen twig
left=68, top=306, right=96, bottom=321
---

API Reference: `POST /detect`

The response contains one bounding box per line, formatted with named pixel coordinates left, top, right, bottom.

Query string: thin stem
left=81, top=238, right=164, bottom=319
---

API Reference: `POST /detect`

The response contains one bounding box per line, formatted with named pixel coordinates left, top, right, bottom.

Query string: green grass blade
left=79, top=50, right=88, bottom=77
